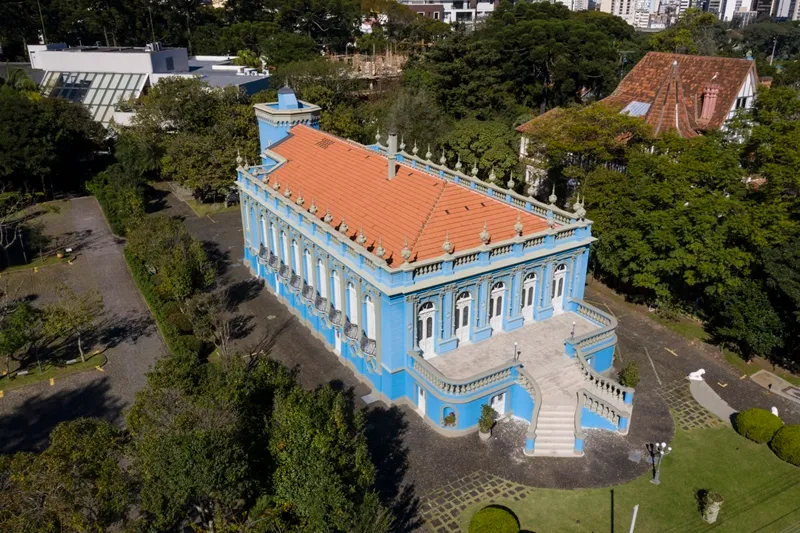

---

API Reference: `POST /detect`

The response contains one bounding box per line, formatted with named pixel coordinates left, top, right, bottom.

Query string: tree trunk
left=78, top=334, right=85, bottom=363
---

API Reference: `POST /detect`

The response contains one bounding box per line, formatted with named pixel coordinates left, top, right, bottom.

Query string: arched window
left=347, top=282, right=358, bottom=325
left=317, top=259, right=328, bottom=299
left=270, top=222, right=278, bottom=254
left=331, top=270, right=341, bottom=309
left=454, top=292, right=471, bottom=343
left=260, top=216, right=268, bottom=247
left=280, top=231, right=288, bottom=264
left=365, top=295, right=376, bottom=339
left=304, top=249, right=312, bottom=284
left=292, top=240, right=300, bottom=272
left=416, top=302, right=435, bottom=355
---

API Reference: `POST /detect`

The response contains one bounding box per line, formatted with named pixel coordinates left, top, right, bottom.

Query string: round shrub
left=618, top=361, right=640, bottom=388
left=734, top=408, right=783, bottom=444
left=161, top=301, right=182, bottom=318
left=770, top=425, right=800, bottom=466
left=177, top=335, right=203, bottom=357
left=468, top=505, right=519, bottom=533
left=167, top=313, right=194, bottom=335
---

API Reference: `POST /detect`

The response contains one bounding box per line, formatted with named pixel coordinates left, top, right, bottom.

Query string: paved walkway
left=428, top=312, right=595, bottom=380
left=689, top=379, right=736, bottom=425
left=0, top=197, right=167, bottom=454
left=751, top=369, right=800, bottom=407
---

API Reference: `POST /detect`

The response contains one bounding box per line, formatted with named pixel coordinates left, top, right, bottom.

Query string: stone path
left=657, top=380, right=723, bottom=431
left=689, top=379, right=736, bottom=425
left=420, top=471, right=532, bottom=533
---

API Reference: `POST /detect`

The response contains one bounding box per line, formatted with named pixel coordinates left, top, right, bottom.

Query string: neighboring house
left=516, top=52, right=762, bottom=191
left=601, top=52, right=760, bottom=138
left=29, top=43, right=269, bottom=126
left=237, top=87, right=634, bottom=458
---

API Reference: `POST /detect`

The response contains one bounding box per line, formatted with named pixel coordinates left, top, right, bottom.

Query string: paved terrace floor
left=428, top=312, right=596, bottom=380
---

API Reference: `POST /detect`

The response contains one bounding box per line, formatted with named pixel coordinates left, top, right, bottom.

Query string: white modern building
left=398, top=0, right=498, bottom=24
left=29, top=43, right=269, bottom=126
left=599, top=0, right=637, bottom=25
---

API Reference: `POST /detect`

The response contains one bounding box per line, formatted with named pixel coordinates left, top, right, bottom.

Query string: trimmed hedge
left=770, top=425, right=800, bottom=466
left=124, top=248, right=203, bottom=359
left=468, top=506, right=519, bottom=533
left=734, top=408, right=784, bottom=444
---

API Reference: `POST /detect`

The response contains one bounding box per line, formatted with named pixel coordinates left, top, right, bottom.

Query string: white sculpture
left=688, top=369, right=706, bottom=381
left=771, top=406, right=779, bottom=417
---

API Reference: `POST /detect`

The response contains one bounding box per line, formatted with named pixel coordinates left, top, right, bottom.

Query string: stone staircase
left=529, top=353, right=587, bottom=457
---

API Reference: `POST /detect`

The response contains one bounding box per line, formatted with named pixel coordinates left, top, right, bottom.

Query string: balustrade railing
left=555, top=229, right=576, bottom=240
left=579, top=388, right=629, bottom=427
left=413, top=262, right=442, bottom=278
left=344, top=321, right=360, bottom=340
left=361, top=337, right=377, bottom=355
left=329, top=308, right=344, bottom=326
left=302, top=283, right=315, bottom=301
left=490, top=244, right=513, bottom=257
left=517, top=368, right=543, bottom=442
left=567, top=299, right=633, bottom=406
left=408, top=350, right=517, bottom=396
left=523, top=236, right=545, bottom=249
left=454, top=253, right=479, bottom=267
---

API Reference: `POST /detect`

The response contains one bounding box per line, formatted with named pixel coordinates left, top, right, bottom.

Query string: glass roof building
left=39, top=71, right=148, bottom=125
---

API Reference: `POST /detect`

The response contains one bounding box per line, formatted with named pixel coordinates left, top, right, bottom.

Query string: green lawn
left=183, top=198, right=238, bottom=218
left=0, top=353, right=107, bottom=392
left=648, top=312, right=712, bottom=343
left=459, top=425, right=800, bottom=532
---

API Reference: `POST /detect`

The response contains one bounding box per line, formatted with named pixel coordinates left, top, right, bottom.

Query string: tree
left=126, top=216, right=215, bottom=305
left=0, top=301, right=37, bottom=375
left=0, top=419, right=131, bottom=532
left=186, top=291, right=234, bottom=358
left=438, top=118, right=519, bottom=184
left=43, top=286, right=104, bottom=363
left=710, top=279, right=783, bottom=359
left=129, top=77, right=258, bottom=202
left=647, top=9, right=725, bottom=56
left=269, top=385, right=389, bottom=532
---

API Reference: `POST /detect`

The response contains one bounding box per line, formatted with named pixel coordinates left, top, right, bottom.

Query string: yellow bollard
left=0, top=390, right=4, bottom=398
left=49, top=378, right=55, bottom=386
left=95, top=366, right=104, bottom=372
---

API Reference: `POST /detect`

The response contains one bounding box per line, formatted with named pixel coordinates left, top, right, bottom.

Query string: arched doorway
left=552, top=264, right=566, bottom=315
left=489, top=282, right=506, bottom=331
left=416, top=302, right=435, bottom=358
left=522, top=272, right=537, bottom=321
left=454, top=291, right=471, bottom=344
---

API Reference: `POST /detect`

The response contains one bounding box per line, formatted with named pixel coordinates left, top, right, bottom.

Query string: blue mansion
left=236, top=88, right=635, bottom=457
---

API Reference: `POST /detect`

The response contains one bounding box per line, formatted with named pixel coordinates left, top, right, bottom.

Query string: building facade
left=31, top=43, right=269, bottom=126
left=398, top=0, right=498, bottom=24
left=237, top=88, right=634, bottom=457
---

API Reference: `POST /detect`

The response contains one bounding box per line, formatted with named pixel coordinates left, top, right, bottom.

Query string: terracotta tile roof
left=262, top=125, right=551, bottom=267
left=601, top=52, right=756, bottom=138
left=515, top=108, right=565, bottom=134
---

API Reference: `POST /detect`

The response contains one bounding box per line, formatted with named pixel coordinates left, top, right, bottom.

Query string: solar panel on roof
left=621, top=101, right=651, bottom=117
left=39, top=71, right=147, bottom=125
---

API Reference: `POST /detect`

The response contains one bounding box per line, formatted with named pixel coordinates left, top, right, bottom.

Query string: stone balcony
left=428, top=313, right=596, bottom=382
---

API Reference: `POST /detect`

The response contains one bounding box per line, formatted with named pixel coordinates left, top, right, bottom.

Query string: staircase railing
left=517, top=367, right=543, bottom=444
left=568, top=299, right=634, bottom=406
left=578, top=387, right=631, bottom=431
left=407, top=350, right=518, bottom=397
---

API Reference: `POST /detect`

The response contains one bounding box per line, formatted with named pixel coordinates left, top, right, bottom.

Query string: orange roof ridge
left=409, top=180, right=449, bottom=256
left=260, top=125, right=554, bottom=266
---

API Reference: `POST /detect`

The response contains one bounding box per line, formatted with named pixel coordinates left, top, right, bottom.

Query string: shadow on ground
left=0, top=378, right=123, bottom=454
left=366, top=405, right=423, bottom=533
